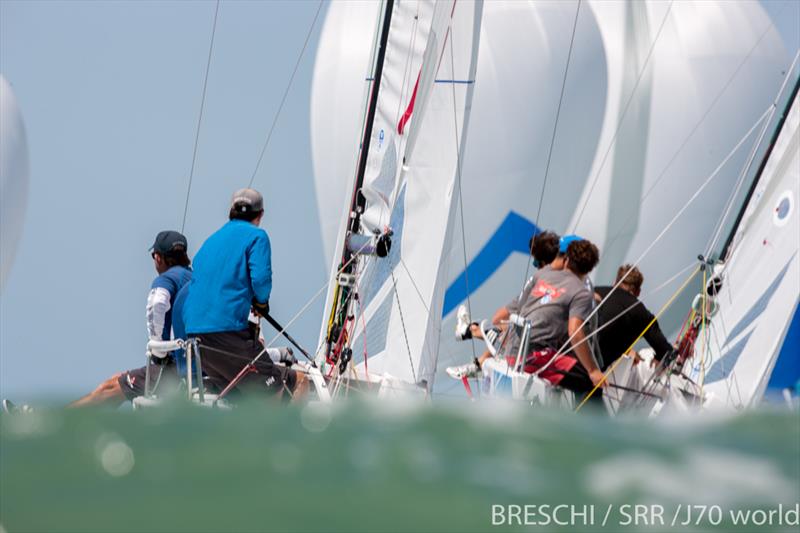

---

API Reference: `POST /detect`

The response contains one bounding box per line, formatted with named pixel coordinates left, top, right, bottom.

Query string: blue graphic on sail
left=443, top=211, right=540, bottom=316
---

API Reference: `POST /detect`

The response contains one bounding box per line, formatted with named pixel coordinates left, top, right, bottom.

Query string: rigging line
left=552, top=104, right=773, bottom=360
left=399, top=258, right=430, bottom=314
left=705, top=50, right=800, bottom=257
left=575, top=265, right=700, bottom=412
left=570, top=0, right=674, bottom=232
left=448, top=21, right=477, bottom=362
left=535, top=0, right=581, bottom=226
left=247, top=0, right=324, bottom=188
left=258, top=235, right=375, bottom=362
left=514, top=0, right=583, bottom=306
left=555, top=260, right=696, bottom=354
left=390, top=270, right=417, bottom=383
left=180, top=0, right=221, bottom=233
left=599, top=5, right=788, bottom=252
left=707, top=279, right=744, bottom=405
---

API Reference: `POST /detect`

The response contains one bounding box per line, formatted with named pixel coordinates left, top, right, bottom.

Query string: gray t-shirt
left=505, top=268, right=594, bottom=352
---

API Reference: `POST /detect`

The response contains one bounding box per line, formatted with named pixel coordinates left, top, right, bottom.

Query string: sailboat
left=0, top=75, right=30, bottom=291
left=307, top=0, right=798, bottom=408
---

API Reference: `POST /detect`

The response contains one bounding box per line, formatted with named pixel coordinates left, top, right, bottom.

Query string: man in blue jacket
left=184, top=188, right=299, bottom=399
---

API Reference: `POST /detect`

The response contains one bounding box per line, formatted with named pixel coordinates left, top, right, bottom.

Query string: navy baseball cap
left=558, top=234, right=583, bottom=254
left=150, top=230, right=188, bottom=254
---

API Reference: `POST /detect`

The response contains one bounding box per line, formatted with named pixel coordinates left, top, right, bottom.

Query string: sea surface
left=1, top=400, right=798, bottom=532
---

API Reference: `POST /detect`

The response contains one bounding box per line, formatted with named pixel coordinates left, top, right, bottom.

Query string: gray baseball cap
left=230, top=188, right=264, bottom=213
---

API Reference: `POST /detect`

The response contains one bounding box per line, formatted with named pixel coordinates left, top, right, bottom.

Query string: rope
left=180, top=0, right=221, bottom=233
left=575, top=265, right=700, bottom=411
left=390, top=270, right=416, bottom=383
left=553, top=102, right=773, bottom=362
left=705, top=49, right=800, bottom=258
left=248, top=0, right=324, bottom=187
left=570, top=0, right=674, bottom=232
left=515, top=0, right=583, bottom=303
left=535, top=0, right=581, bottom=226
left=552, top=260, right=696, bottom=355
left=449, top=24, right=477, bottom=364
left=699, top=267, right=708, bottom=393
left=598, top=4, right=788, bottom=250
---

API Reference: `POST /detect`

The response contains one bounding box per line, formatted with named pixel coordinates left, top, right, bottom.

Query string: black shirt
left=594, top=286, right=673, bottom=370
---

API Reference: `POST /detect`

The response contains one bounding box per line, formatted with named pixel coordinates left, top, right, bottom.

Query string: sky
left=1, top=0, right=798, bottom=400
left=1, top=0, right=329, bottom=399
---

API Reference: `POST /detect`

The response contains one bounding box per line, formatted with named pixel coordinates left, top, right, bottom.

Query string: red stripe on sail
left=397, top=70, right=421, bottom=135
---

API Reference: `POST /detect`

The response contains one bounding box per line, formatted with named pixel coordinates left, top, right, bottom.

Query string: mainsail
left=317, top=0, right=483, bottom=387
left=699, top=80, right=799, bottom=408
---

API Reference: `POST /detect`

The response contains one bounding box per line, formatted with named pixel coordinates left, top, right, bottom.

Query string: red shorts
left=506, top=348, right=578, bottom=386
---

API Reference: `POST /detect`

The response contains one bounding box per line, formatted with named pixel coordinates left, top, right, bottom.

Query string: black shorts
left=556, top=355, right=604, bottom=406
left=190, top=329, right=297, bottom=399
left=117, top=358, right=176, bottom=401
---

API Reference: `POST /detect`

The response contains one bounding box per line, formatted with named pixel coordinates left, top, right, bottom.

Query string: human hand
left=589, top=369, right=607, bottom=388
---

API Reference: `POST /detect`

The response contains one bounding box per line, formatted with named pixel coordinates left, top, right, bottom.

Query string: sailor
left=557, top=234, right=602, bottom=368
left=594, top=265, right=673, bottom=369
left=66, top=231, right=192, bottom=408
left=447, top=238, right=607, bottom=398
left=549, top=233, right=581, bottom=271
left=453, top=230, right=560, bottom=344
left=447, top=230, right=560, bottom=376
left=513, top=238, right=606, bottom=396
left=183, top=188, right=303, bottom=400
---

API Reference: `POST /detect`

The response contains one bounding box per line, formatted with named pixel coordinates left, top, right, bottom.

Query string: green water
left=1, top=401, right=798, bottom=532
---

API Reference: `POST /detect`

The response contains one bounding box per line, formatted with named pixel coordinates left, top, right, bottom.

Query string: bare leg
left=68, top=374, right=126, bottom=408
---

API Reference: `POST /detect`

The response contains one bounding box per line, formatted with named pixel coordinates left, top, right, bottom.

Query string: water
left=1, top=401, right=798, bottom=532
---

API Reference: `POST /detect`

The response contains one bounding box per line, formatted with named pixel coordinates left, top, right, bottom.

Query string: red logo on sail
left=397, top=70, right=421, bottom=135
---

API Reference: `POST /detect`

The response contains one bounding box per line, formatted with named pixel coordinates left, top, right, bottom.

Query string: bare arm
left=492, top=306, right=510, bottom=329
left=568, top=317, right=605, bottom=387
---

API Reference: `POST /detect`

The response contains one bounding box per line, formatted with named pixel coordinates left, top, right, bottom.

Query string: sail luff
left=699, top=84, right=799, bottom=407
left=720, top=76, right=800, bottom=261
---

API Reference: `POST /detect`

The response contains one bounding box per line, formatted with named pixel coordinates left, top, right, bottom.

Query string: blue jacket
left=184, top=219, right=272, bottom=334
left=171, top=283, right=190, bottom=374
left=150, top=265, right=192, bottom=341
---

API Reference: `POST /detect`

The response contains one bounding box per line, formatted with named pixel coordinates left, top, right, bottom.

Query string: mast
left=324, top=0, right=394, bottom=359
left=346, top=0, right=394, bottom=249
left=719, top=76, right=800, bottom=260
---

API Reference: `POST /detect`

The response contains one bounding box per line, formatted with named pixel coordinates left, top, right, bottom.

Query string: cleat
left=446, top=361, right=480, bottom=380
left=455, top=305, right=473, bottom=341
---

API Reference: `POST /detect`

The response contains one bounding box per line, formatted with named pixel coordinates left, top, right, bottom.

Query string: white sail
left=700, top=88, right=800, bottom=408
left=317, top=0, right=483, bottom=386
left=310, top=1, right=382, bottom=264
left=0, top=75, right=30, bottom=290
left=435, top=0, right=789, bottom=388
left=310, top=1, right=790, bottom=391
